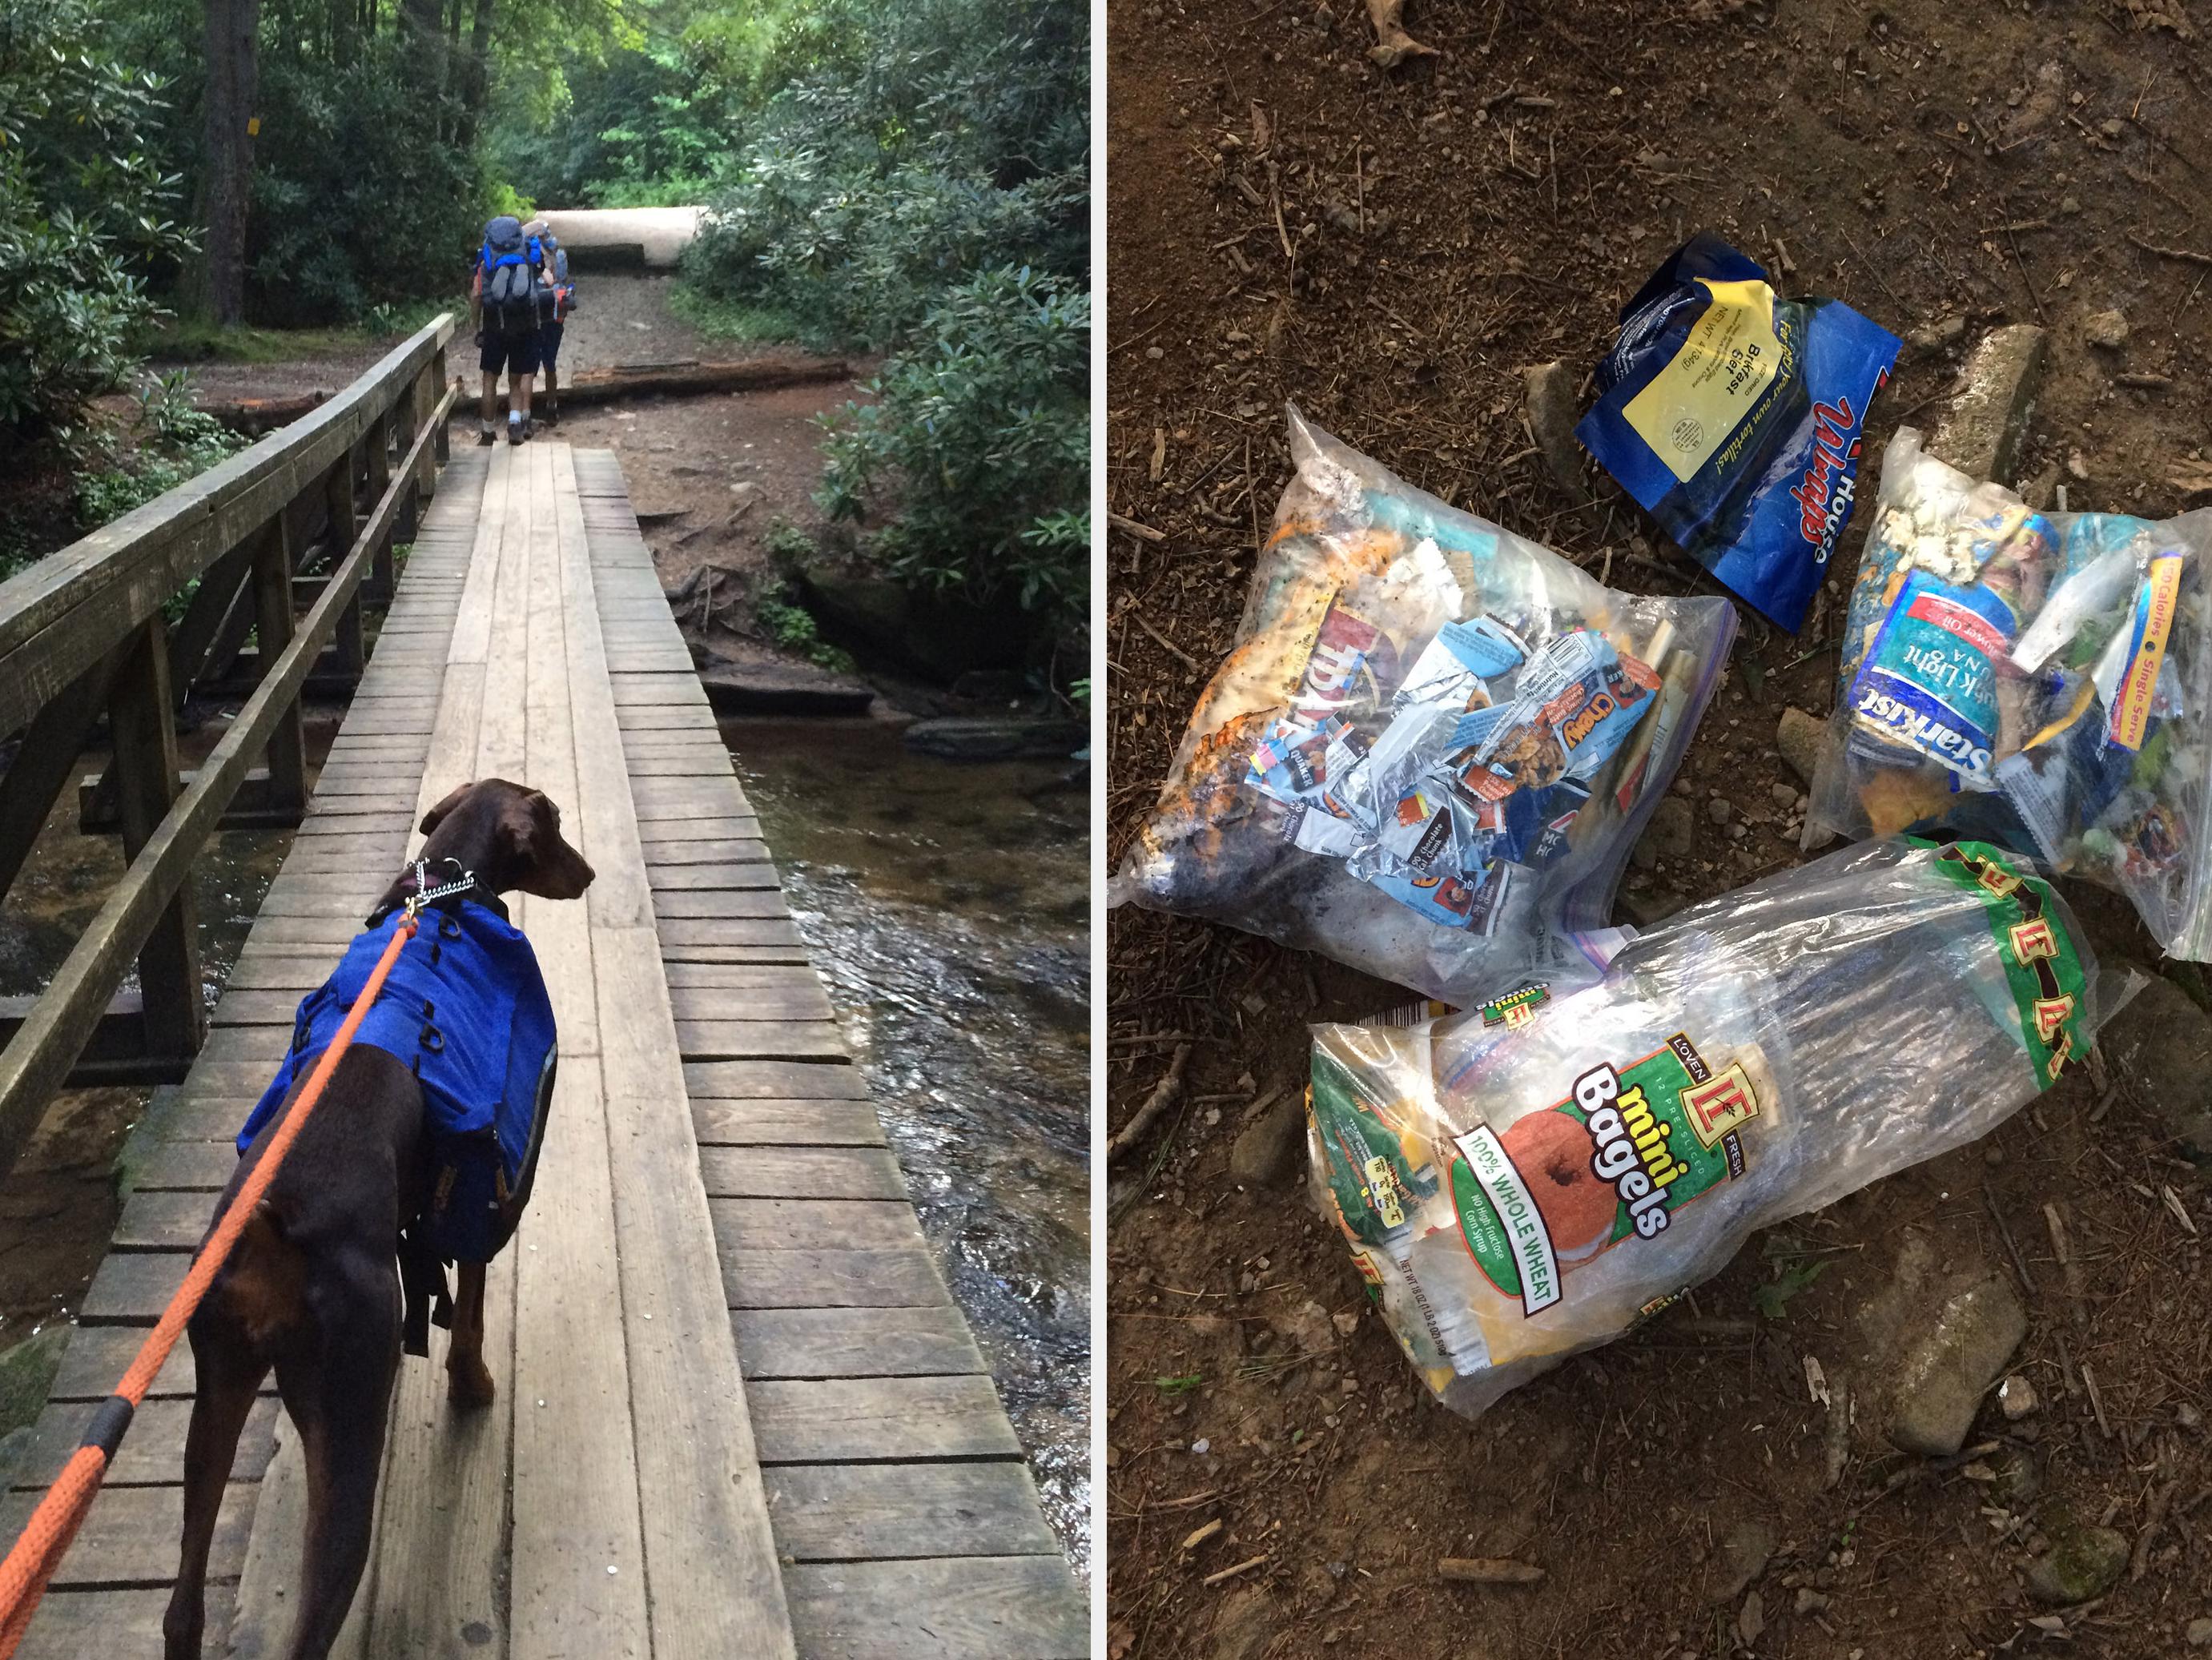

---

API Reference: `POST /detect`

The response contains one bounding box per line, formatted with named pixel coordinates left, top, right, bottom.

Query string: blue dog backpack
left=238, top=898, right=557, bottom=1345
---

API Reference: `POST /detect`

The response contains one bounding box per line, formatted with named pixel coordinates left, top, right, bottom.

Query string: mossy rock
left=0, top=1325, right=74, bottom=1438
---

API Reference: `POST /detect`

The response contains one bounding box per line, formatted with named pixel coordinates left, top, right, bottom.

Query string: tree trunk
left=328, top=0, right=350, bottom=66
left=452, top=0, right=494, bottom=151
left=198, top=0, right=261, bottom=327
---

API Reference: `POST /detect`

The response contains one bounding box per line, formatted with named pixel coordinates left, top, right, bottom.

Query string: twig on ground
left=1438, top=1558, right=1544, bottom=1585
left=1109, top=511, right=1167, bottom=543
left=1202, top=1554, right=1267, bottom=1587
left=2129, top=232, right=2212, bottom=267
left=1108, top=1043, right=1192, bottom=1164
left=1130, top=610, right=1199, bottom=670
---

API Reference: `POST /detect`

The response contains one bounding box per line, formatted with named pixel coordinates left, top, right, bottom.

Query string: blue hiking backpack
left=480, top=215, right=543, bottom=332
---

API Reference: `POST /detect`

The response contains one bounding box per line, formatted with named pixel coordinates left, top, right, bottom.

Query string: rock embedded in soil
left=2188, top=1616, right=2212, bottom=1647
left=1209, top=1586, right=1283, bottom=1660
left=1776, top=707, right=1825, bottom=786
left=2082, top=308, right=2130, bottom=350
left=694, top=656, right=875, bottom=717
left=1929, top=324, right=2049, bottom=485
left=2025, top=1522, right=2129, bottom=1606
left=1230, top=1090, right=1307, bottom=1185
left=1706, top=1517, right=1777, bottom=1603
left=1998, top=1373, right=2039, bottom=1421
left=1887, top=1273, right=2027, bottom=1456
left=1642, top=796, right=1695, bottom=863
left=2101, top=974, right=2212, bottom=1162
left=1522, top=361, right=1589, bottom=499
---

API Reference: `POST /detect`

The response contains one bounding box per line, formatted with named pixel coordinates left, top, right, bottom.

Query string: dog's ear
left=420, top=782, right=475, bottom=836
left=505, top=788, right=596, bottom=901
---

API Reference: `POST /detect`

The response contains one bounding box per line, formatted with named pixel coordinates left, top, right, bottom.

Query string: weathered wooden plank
left=124, top=1137, right=236, bottom=1190
left=0, top=1481, right=254, bottom=1588
left=633, top=817, right=764, bottom=843
left=677, top=1022, right=849, bottom=1063
left=656, top=917, right=804, bottom=947
left=731, top=1305, right=985, bottom=1381
left=639, top=839, right=773, bottom=866
left=646, top=863, right=782, bottom=891
left=762, top=1463, right=1060, bottom=1562
left=14, top=1395, right=277, bottom=1489
left=747, top=1375, right=1020, bottom=1463
left=713, top=1197, right=925, bottom=1251
left=722, top=1248, right=948, bottom=1310
left=782, top=1557, right=1085, bottom=1659
left=80, top=1250, right=187, bottom=1323
left=115, top=1187, right=218, bottom=1248
left=652, top=889, right=789, bottom=920
left=662, top=963, right=825, bottom=992
left=17, top=1586, right=237, bottom=1660
left=666, top=979, right=835, bottom=1023
left=696, top=1146, right=907, bottom=1201
left=686, top=1060, right=869, bottom=1100
left=691, top=1099, right=887, bottom=1148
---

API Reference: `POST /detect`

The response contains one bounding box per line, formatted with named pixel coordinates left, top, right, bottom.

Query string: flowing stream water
left=725, top=719, right=1091, bottom=1575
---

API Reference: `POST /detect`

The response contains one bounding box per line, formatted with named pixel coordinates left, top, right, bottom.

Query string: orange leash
left=0, top=911, right=421, bottom=1655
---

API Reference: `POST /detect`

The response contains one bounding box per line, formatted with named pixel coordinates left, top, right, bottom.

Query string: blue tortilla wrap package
left=1576, top=233, right=1900, bottom=633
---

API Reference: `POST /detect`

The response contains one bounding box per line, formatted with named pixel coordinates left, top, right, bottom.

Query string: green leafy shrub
left=684, top=0, right=1087, bottom=352
left=74, top=372, right=248, bottom=531
left=756, top=579, right=856, bottom=673
left=815, top=267, right=1087, bottom=636
left=0, top=0, right=195, bottom=460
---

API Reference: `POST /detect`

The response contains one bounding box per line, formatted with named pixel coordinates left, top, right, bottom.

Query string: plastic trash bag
left=1109, top=407, right=1737, bottom=1004
left=1307, top=836, right=2113, bottom=1421
left=1576, top=233, right=1899, bottom=634
left=1805, top=428, right=2212, bottom=957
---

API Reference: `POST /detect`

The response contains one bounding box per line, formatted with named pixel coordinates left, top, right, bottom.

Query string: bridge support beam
left=107, top=618, right=204, bottom=1065
left=251, top=514, right=309, bottom=818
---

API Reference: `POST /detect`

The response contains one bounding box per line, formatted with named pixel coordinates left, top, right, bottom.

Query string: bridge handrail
left=0, top=316, right=455, bottom=738
left=0, top=315, right=459, bottom=1184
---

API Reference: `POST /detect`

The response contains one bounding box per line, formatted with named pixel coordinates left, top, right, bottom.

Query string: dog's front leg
left=446, top=1260, right=496, bottom=1408
left=164, top=1316, right=269, bottom=1659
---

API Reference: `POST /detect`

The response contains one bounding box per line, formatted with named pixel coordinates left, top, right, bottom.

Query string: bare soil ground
left=1104, top=2, right=2212, bottom=1656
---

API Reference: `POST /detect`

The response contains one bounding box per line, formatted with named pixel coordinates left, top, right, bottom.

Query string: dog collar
left=364, top=858, right=511, bottom=929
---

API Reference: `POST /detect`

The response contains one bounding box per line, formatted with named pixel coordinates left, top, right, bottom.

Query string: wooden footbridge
left=0, top=319, right=1085, bottom=1656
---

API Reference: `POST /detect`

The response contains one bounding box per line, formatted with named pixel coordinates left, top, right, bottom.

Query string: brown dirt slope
left=1106, top=2, right=2212, bottom=1657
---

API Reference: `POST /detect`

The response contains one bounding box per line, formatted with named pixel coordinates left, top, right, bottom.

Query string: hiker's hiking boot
left=477, top=424, right=497, bottom=448
left=506, top=416, right=524, bottom=446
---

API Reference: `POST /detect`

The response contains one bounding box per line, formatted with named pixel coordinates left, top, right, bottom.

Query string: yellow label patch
left=1621, top=278, right=1781, bottom=483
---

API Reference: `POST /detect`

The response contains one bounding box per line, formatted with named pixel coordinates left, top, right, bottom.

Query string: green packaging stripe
left=1916, top=838, right=2090, bottom=1089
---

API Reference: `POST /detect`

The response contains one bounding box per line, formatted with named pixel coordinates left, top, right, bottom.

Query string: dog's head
left=418, top=779, right=596, bottom=901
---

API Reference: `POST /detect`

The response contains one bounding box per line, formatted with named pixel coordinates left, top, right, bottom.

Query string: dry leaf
left=1366, top=0, right=1438, bottom=67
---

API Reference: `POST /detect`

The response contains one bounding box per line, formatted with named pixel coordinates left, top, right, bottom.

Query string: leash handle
left=0, top=913, right=422, bottom=1654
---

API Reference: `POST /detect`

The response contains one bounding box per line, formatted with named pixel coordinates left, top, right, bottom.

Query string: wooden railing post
left=250, top=513, right=309, bottom=816
left=413, top=360, right=440, bottom=503
left=324, top=456, right=366, bottom=680
left=107, top=619, right=203, bottom=1061
left=365, top=410, right=395, bottom=601
left=396, top=372, right=423, bottom=547
left=431, top=347, right=450, bottom=465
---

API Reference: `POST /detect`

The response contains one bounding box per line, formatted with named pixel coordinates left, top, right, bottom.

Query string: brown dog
left=163, top=780, right=593, bottom=1660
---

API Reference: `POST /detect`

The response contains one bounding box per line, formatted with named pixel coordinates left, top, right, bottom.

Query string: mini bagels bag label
left=1446, top=1031, right=1756, bottom=1317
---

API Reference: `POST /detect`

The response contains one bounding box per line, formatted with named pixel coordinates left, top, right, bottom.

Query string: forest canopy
left=0, top=0, right=1088, bottom=641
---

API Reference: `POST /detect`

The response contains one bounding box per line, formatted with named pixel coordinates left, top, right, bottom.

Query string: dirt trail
left=1106, top=2, right=2212, bottom=1657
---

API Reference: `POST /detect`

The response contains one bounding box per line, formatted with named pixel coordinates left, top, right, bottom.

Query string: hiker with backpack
left=470, top=214, right=548, bottom=445
left=525, top=223, right=577, bottom=426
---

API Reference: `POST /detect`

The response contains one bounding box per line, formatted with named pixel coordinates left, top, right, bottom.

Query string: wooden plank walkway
left=2, top=441, right=1083, bottom=1657
left=575, top=448, right=1086, bottom=1656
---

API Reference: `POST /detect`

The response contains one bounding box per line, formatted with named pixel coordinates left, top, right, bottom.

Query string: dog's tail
left=221, top=1200, right=308, bottom=1348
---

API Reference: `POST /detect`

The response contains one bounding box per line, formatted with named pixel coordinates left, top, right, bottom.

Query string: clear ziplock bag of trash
left=1307, top=836, right=2111, bottom=1421
left=1805, top=427, right=2212, bottom=957
left=1108, top=407, right=1736, bottom=1003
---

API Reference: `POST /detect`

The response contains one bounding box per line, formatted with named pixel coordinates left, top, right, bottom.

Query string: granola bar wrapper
left=1109, top=407, right=1736, bottom=1003
left=1806, top=427, right=2212, bottom=958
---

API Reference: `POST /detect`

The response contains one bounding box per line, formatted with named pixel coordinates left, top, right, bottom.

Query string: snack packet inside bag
left=1806, top=427, right=2212, bottom=957
left=1309, top=837, right=2113, bottom=1421
left=1110, top=408, right=1737, bottom=1003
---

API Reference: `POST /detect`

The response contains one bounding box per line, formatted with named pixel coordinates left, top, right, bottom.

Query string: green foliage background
left=1, top=0, right=1088, bottom=654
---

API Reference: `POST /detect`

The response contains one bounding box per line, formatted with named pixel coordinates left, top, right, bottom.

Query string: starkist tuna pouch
left=1576, top=233, right=1900, bottom=634
left=1109, top=408, right=1737, bottom=1006
left=1308, top=837, right=2112, bottom=1422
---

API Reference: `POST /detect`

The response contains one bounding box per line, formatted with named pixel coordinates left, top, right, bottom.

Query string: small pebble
left=2187, top=1616, right=2212, bottom=1648
left=1707, top=797, right=1734, bottom=826
left=1769, top=782, right=1797, bottom=811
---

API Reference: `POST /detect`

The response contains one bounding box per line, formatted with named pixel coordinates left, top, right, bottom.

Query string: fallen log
left=200, top=356, right=851, bottom=433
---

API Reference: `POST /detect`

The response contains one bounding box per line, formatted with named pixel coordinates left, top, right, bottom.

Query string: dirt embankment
left=1106, top=2, right=2212, bottom=1657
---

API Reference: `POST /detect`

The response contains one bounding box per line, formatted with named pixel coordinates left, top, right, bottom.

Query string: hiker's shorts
left=538, top=321, right=564, bottom=372
left=480, top=328, right=540, bottom=378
